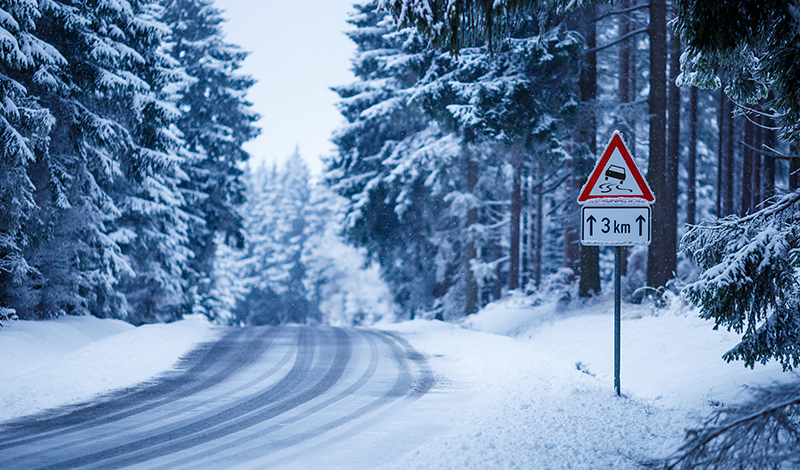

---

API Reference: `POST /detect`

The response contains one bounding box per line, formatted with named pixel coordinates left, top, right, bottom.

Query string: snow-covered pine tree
left=272, top=150, right=314, bottom=324
left=327, top=2, right=442, bottom=318
left=673, top=0, right=800, bottom=368
left=236, top=163, right=281, bottom=324
left=160, top=0, right=259, bottom=318
left=302, top=181, right=396, bottom=326
left=14, top=0, right=159, bottom=319
left=404, top=24, right=582, bottom=315
left=0, top=1, right=61, bottom=320
left=114, top=1, right=198, bottom=323
left=331, top=2, right=584, bottom=319
left=682, top=192, right=800, bottom=370
left=206, top=232, right=247, bottom=324
left=237, top=154, right=396, bottom=327
left=19, top=0, right=196, bottom=322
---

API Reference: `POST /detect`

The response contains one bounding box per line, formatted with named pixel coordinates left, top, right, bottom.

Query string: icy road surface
left=0, top=326, right=434, bottom=469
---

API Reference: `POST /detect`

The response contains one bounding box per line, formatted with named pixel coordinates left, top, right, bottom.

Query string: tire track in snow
left=0, top=326, right=276, bottom=446
left=0, top=326, right=433, bottom=470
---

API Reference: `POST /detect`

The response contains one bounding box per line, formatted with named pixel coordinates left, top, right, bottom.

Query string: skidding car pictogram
left=605, top=165, right=626, bottom=183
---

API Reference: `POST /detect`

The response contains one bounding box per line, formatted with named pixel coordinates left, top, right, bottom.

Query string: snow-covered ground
left=1, top=296, right=795, bottom=468
left=373, top=294, right=794, bottom=469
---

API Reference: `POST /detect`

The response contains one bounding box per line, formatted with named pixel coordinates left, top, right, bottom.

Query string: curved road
left=0, top=326, right=433, bottom=469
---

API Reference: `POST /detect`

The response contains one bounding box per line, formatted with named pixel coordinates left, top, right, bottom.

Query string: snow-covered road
left=0, top=326, right=434, bottom=469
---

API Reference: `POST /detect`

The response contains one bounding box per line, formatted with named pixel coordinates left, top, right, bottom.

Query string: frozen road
left=0, top=326, right=433, bottom=469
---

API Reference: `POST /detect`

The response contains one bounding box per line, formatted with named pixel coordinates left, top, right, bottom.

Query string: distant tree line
left=210, top=151, right=397, bottom=326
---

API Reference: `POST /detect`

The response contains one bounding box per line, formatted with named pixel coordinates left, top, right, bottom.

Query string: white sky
left=214, top=1, right=358, bottom=174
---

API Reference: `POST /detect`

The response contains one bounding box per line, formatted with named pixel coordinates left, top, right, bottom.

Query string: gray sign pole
left=614, top=246, right=621, bottom=396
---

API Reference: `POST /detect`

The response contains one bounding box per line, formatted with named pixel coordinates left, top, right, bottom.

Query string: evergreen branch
left=666, top=381, right=800, bottom=470
left=733, top=101, right=784, bottom=122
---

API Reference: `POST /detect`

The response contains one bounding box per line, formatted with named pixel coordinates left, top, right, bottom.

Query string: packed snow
left=1, top=295, right=795, bottom=468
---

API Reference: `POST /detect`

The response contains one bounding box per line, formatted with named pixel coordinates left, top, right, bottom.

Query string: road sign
left=581, top=206, right=651, bottom=246
left=577, top=131, right=656, bottom=396
left=578, top=132, right=654, bottom=204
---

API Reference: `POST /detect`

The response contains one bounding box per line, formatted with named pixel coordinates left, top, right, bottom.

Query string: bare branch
left=584, top=27, right=649, bottom=55
left=737, top=141, right=800, bottom=160
left=592, top=3, right=650, bottom=23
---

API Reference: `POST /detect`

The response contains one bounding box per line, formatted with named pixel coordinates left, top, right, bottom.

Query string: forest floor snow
left=0, top=295, right=795, bottom=469
left=374, top=294, right=795, bottom=469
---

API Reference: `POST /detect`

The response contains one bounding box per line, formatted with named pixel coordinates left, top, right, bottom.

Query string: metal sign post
left=614, top=246, right=621, bottom=396
left=577, top=132, right=654, bottom=397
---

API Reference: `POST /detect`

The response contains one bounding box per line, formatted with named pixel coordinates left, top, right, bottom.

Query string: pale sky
left=214, top=1, right=358, bottom=174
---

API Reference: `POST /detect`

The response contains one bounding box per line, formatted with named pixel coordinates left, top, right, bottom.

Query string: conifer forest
left=0, top=0, right=799, bottom=355
left=3, top=0, right=800, bottom=467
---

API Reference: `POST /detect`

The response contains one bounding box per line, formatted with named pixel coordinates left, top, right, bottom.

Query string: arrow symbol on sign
left=587, top=215, right=596, bottom=236
left=636, top=215, right=646, bottom=236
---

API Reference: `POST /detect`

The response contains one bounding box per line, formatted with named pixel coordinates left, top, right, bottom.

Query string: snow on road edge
left=0, top=315, right=220, bottom=422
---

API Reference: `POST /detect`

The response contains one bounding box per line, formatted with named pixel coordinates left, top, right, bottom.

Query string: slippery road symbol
left=599, top=165, right=633, bottom=193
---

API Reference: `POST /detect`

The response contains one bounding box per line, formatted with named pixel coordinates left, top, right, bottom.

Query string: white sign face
left=581, top=206, right=651, bottom=246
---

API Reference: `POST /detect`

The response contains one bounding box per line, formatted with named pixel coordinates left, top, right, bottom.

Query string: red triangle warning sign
left=577, top=132, right=654, bottom=204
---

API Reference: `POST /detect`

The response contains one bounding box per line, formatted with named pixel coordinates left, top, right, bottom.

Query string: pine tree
left=9, top=0, right=171, bottom=320
left=683, top=184, right=800, bottom=370
left=160, top=0, right=259, bottom=318
left=0, top=0, right=61, bottom=320
left=13, top=0, right=197, bottom=322
left=236, top=151, right=395, bottom=326
left=327, top=2, right=441, bottom=317
left=330, top=2, right=585, bottom=319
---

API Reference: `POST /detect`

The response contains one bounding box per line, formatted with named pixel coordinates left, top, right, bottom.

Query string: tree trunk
left=742, top=115, right=754, bottom=215
left=717, top=91, right=735, bottom=216
left=617, top=0, right=635, bottom=276
left=762, top=108, right=776, bottom=201
left=716, top=89, right=726, bottom=216
left=508, top=143, right=522, bottom=291
left=665, top=17, right=680, bottom=264
left=646, top=0, right=672, bottom=289
left=753, top=113, right=763, bottom=207
left=724, top=99, right=736, bottom=215
left=465, top=152, right=479, bottom=314
left=791, top=145, right=800, bottom=191
left=534, top=184, right=543, bottom=287
left=578, top=3, right=600, bottom=297
left=687, top=86, right=698, bottom=226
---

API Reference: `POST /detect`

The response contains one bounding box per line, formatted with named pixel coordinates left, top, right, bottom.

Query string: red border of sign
left=577, top=132, right=655, bottom=203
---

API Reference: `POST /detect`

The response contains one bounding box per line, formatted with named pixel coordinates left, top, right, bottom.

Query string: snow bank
left=0, top=315, right=219, bottom=422
left=378, top=295, right=795, bottom=469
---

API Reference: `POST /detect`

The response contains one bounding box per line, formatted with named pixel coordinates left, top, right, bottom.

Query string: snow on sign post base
left=578, top=132, right=654, bottom=397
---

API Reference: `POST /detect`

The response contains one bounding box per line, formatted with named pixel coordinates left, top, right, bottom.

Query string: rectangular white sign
left=580, top=206, right=651, bottom=246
